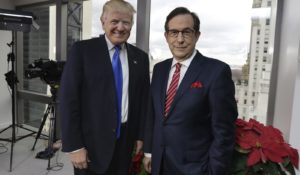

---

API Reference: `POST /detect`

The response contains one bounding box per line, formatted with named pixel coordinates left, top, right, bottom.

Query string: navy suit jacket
left=144, top=51, right=238, bottom=175
left=59, top=35, right=150, bottom=173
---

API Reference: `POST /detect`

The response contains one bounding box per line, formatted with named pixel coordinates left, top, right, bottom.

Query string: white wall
left=0, top=0, right=15, bottom=129
left=290, top=49, right=300, bottom=174
left=273, top=0, right=300, bottom=172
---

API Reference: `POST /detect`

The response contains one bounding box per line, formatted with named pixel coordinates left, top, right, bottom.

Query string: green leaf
left=251, top=162, right=283, bottom=175
left=231, top=169, right=248, bottom=175
left=284, top=162, right=296, bottom=175
left=235, top=146, right=251, bottom=154
left=282, top=157, right=292, bottom=167
left=231, top=151, right=248, bottom=172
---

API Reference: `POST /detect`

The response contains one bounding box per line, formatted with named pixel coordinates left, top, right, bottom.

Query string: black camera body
left=25, top=58, right=65, bottom=86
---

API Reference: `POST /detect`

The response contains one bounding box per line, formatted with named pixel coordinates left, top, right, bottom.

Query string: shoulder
left=198, top=53, right=230, bottom=70
left=126, top=43, right=148, bottom=58
left=155, top=58, right=172, bottom=67
left=72, top=37, right=102, bottom=48
left=153, top=58, right=172, bottom=72
left=69, top=37, right=106, bottom=55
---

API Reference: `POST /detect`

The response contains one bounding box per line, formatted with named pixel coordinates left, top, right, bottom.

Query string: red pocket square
left=190, top=81, right=203, bottom=88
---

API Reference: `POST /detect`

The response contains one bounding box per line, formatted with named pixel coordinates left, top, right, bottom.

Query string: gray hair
left=101, top=0, right=136, bottom=22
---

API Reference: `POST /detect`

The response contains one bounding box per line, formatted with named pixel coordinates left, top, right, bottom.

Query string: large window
left=17, top=1, right=85, bottom=128
left=20, top=5, right=53, bottom=127
left=16, top=0, right=278, bottom=128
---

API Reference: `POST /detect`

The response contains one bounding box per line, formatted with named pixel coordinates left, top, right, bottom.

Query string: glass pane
left=19, top=5, right=55, bottom=128
left=23, top=100, right=47, bottom=128
left=67, top=1, right=83, bottom=53
left=22, top=5, right=54, bottom=94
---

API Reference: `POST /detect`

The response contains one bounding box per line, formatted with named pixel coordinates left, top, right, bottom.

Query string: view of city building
left=235, top=0, right=274, bottom=124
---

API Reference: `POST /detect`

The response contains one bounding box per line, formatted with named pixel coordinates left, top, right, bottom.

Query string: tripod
left=0, top=35, right=36, bottom=172
left=32, top=85, right=58, bottom=170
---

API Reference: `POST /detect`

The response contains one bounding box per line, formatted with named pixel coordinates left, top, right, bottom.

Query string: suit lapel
left=98, top=35, right=113, bottom=77
left=167, top=52, right=205, bottom=116
left=126, top=44, right=138, bottom=116
left=159, top=60, right=172, bottom=115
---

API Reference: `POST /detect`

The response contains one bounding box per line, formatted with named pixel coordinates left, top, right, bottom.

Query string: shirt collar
left=104, top=34, right=125, bottom=51
left=171, top=49, right=197, bottom=68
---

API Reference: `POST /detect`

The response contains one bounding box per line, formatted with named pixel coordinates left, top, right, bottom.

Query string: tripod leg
left=32, top=105, right=51, bottom=150
left=47, top=105, right=56, bottom=170
left=9, top=119, right=16, bottom=172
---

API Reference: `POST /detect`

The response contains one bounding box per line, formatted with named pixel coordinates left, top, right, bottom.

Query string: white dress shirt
left=166, top=50, right=196, bottom=91
left=105, top=35, right=129, bottom=123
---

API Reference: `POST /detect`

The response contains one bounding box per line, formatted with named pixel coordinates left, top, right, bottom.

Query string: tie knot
left=115, top=45, right=121, bottom=52
left=175, top=63, right=181, bottom=71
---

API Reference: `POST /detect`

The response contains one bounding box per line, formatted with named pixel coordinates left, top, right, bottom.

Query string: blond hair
left=101, top=0, right=136, bottom=22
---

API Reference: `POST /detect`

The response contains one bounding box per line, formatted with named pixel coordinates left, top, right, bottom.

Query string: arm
left=59, top=42, right=85, bottom=152
left=143, top=65, right=157, bottom=174
left=208, top=64, right=238, bottom=175
left=137, top=52, right=151, bottom=141
left=60, top=42, right=90, bottom=169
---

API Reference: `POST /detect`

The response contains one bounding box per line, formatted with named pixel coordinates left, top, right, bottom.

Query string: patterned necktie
left=112, top=45, right=122, bottom=138
left=164, top=63, right=181, bottom=117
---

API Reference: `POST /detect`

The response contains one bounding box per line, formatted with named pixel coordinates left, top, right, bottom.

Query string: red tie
left=164, top=63, right=181, bottom=117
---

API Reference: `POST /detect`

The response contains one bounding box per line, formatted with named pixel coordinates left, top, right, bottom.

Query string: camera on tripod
left=25, top=59, right=65, bottom=161
left=24, top=58, right=65, bottom=87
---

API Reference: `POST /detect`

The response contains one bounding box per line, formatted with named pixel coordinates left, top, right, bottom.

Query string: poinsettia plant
left=231, top=118, right=299, bottom=175
left=129, top=151, right=147, bottom=175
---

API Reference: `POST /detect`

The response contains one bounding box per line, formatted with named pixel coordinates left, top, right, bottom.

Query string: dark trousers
left=159, top=150, right=209, bottom=175
left=74, top=123, right=130, bottom=175
left=159, top=149, right=184, bottom=175
left=159, top=156, right=171, bottom=175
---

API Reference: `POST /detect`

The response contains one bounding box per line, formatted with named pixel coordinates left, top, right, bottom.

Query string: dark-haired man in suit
left=59, top=0, right=150, bottom=174
left=144, top=7, right=238, bottom=175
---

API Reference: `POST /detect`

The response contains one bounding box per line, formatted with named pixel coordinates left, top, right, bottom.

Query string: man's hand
left=143, top=156, right=152, bottom=173
left=69, top=148, right=90, bottom=169
left=134, top=140, right=143, bottom=154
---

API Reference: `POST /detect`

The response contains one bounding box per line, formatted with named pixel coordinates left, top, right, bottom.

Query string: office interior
left=0, top=0, right=299, bottom=174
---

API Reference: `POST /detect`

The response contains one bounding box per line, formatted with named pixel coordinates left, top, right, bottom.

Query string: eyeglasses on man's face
left=167, top=28, right=195, bottom=38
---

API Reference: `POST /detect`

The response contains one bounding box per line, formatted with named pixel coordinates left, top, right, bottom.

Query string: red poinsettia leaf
left=237, top=141, right=252, bottom=150
left=129, top=151, right=144, bottom=173
left=259, top=148, right=267, bottom=163
left=287, top=146, right=299, bottom=169
left=263, top=147, right=285, bottom=163
left=132, top=152, right=144, bottom=162
left=263, top=126, right=284, bottom=142
left=236, top=132, right=258, bottom=149
left=236, top=118, right=248, bottom=127
left=249, top=119, right=265, bottom=131
left=247, top=149, right=261, bottom=166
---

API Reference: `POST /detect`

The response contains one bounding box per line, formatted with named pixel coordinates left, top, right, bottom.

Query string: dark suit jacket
left=144, top=51, right=238, bottom=175
left=59, top=35, right=150, bottom=173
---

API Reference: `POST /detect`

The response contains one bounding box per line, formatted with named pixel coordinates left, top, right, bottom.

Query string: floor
left=0, top=127, right=73, bottom=175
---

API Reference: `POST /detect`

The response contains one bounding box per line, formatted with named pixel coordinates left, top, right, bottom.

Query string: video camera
left=25, top=58, right=65, bottom=86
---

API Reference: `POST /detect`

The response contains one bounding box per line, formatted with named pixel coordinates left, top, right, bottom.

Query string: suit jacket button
left=112, top=129, right=116, bottom=133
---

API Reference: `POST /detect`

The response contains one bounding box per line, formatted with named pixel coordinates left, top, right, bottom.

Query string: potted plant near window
left=231, top=118, right=299, bottom=175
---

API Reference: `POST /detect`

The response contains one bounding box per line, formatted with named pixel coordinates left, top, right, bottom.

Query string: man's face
left=101, top=10, right=133, bottom=45
left=165, top=14, right=200, bottom=62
